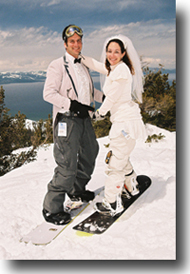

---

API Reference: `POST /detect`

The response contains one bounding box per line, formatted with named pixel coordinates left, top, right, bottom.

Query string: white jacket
left=43, top=55, right=103, bottom=122
left=82, top=56, right=147, bottom=141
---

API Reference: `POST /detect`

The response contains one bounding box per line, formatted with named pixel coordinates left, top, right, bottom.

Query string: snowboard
left=20, top=187, right=103, bottom=245
left=73, top=175, right=151, bottom=235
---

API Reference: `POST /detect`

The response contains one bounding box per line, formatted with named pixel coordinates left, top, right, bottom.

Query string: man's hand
left=70, top=100, right=94, bottom=118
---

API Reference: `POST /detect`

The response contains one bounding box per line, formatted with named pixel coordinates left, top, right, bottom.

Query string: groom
left=42, top=24, right=104, bottom=225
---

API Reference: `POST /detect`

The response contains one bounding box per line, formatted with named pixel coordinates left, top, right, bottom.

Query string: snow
left=0, top=124, right=177, bottom=263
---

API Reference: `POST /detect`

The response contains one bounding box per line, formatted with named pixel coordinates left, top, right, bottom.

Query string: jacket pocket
left=109, top=122, right=125, bottom=139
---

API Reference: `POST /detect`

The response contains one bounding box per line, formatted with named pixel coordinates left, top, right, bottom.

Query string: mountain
left=0, top=69, right=176, bottom=85
left=0, top=71, right=101, bottom=85
left=0, top=71, right=46, bottom=84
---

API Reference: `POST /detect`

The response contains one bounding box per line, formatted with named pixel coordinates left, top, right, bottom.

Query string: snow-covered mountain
left=0, top=69, right=175, bottom=85
left=0, top=124, right=176, bottom=260
left=0, top=71, right=47, bottom=84
left=0, top=71, right=100, bottom=85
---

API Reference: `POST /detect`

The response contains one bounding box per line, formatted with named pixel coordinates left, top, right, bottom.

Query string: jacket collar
left=63, top=54, right=78, bottom=97
left=62, top=53, right=94, bottom=99
left=63, top=54, right=69, bottom=65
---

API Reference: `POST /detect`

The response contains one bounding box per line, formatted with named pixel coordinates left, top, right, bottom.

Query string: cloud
left=83, top=19, right=175, bottom=68
left=0, top=27, right=60, bottom=47
left=40, top=0, right=62, bottom=7
left=23, top=0, right=137, bottom=10
left=0, top=27, right=63, bottom=71
left=0, top=0, right=174, bottom=14
left=0, top=18, right=175, bottom=72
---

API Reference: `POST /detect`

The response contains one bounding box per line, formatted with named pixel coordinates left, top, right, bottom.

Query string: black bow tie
left=74, top=58, right=81, bottom=64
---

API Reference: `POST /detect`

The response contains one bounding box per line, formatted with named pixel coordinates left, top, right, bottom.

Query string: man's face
left=64, top=33, right=82, bottom=58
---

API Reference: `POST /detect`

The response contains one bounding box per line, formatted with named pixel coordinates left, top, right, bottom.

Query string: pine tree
left=0, top=86, right=13, bottom=157
left=44, top=114, right=53, bottom=144
left=31, top=114, right=53, bottom=148
left=140, top=66, right=176, bottom=131
left=12, top=111, right=32, bottom=149
left=92, top=66, right=176, bottom=138
left=0, top=86, right=36, bottom=176
left=92, top=114, right=111, bottom=138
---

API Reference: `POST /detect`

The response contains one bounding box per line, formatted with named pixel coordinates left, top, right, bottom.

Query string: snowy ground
left=0, top=124, right=176, bottom=263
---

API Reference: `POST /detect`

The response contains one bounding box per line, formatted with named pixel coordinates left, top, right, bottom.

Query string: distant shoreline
left=1, top=80, right=45, bottom=85
left=0, top=69, right=176, bottom=85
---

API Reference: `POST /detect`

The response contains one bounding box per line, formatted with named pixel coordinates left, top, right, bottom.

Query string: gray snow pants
left=43, top=113, right=99, bottom=214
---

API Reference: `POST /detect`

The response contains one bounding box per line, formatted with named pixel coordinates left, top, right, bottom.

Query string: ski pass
left=58, top=122, right=67, bottom=137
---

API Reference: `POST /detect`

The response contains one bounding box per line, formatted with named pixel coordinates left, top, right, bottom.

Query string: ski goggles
left=65, top=25, right=83, bottom=39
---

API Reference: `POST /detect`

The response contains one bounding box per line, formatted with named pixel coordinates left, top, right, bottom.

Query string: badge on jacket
left=58, top=122, right=67, bottom=137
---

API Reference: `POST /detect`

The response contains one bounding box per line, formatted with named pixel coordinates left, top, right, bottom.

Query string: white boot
left=95, top=193, right=124, bottom=216
left=124, top=170, right=139, bottom=196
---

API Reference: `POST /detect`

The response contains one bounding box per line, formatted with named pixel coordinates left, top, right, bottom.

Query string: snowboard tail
left=20, top=201, right=89, bottom=245
left=73, top=175, right=151, bottom=235
left=20, top=187, right=103, bottom=245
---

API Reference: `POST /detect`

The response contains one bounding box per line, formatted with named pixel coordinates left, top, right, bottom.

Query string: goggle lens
left=65, top=25, right=83, bottom=38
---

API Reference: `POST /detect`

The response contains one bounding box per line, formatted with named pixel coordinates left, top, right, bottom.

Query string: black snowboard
left=73, top=175, right=151, bottom=235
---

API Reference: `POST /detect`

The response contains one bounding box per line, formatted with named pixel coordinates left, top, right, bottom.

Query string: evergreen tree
left=0, top=86, right=12, bottom=156
left=140, top=66, right=176, bottom=131
left=31, top=114, right=53, bottom=148
left=0, top=86, right=36, bottom=176
left=92, top=65, right=176, bottom=137
left=92, top=114, right=111, bottom=138
left=12, top=111, right=33, bottom=149
left=44, top=114, right=53, bottom=144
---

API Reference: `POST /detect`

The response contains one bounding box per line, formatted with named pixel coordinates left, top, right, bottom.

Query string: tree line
left=93, top=65, right=176, bottom=138
left=0, top=65, right=176, bottom=176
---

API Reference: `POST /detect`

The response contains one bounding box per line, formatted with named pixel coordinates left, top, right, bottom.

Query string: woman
left=81, top=35, right=147, bottom=216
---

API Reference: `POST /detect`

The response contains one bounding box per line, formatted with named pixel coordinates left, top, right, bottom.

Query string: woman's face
left=106, top=42, right=125, bottom=66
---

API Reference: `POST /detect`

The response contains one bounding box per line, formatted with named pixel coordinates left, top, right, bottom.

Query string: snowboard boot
left=65, top=190, right=95, bottom=211
left=121, top=185, right=132, bottom=200
left=42, top=209, right=71, bottom=225
left=68, top=190, right=95, bottom=203
left=95, top=194, right=124, bottom=216
left=123, top=170, right=139, bottom=196
left=65, top=196, right=83, bottom=212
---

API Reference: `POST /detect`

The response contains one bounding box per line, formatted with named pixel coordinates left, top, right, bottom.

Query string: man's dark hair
left=62, top=24, right=83, bottom=44
left=62, top=24, right=72, bottom=43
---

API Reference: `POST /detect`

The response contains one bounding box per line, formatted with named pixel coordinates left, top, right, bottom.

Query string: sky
left=0, top=0, right=176, bottom=72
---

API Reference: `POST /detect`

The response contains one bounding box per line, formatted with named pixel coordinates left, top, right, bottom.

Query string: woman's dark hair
left=105, top=39, right=134, bottom=76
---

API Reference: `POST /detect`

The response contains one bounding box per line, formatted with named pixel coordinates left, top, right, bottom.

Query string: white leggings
left=105, top=134, right=136, bottom=203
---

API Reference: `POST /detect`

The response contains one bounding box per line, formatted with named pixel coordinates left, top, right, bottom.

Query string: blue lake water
left=4, top=82, right=50, bottom=121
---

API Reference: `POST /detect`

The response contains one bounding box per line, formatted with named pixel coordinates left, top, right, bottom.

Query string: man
left=42, top=25, right=104, bottom=225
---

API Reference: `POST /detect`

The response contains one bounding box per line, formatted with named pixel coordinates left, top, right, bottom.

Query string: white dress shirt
left=66, top=52, right=91, bottom=106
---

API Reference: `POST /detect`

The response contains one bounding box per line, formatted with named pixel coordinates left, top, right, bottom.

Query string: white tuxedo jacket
left=43, top=54, right=103, bottom=122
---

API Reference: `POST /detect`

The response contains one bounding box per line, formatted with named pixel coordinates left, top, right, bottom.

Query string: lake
left=2, top=72, right=175, bottom=121
left=3, top=76, right=101, bottom=121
